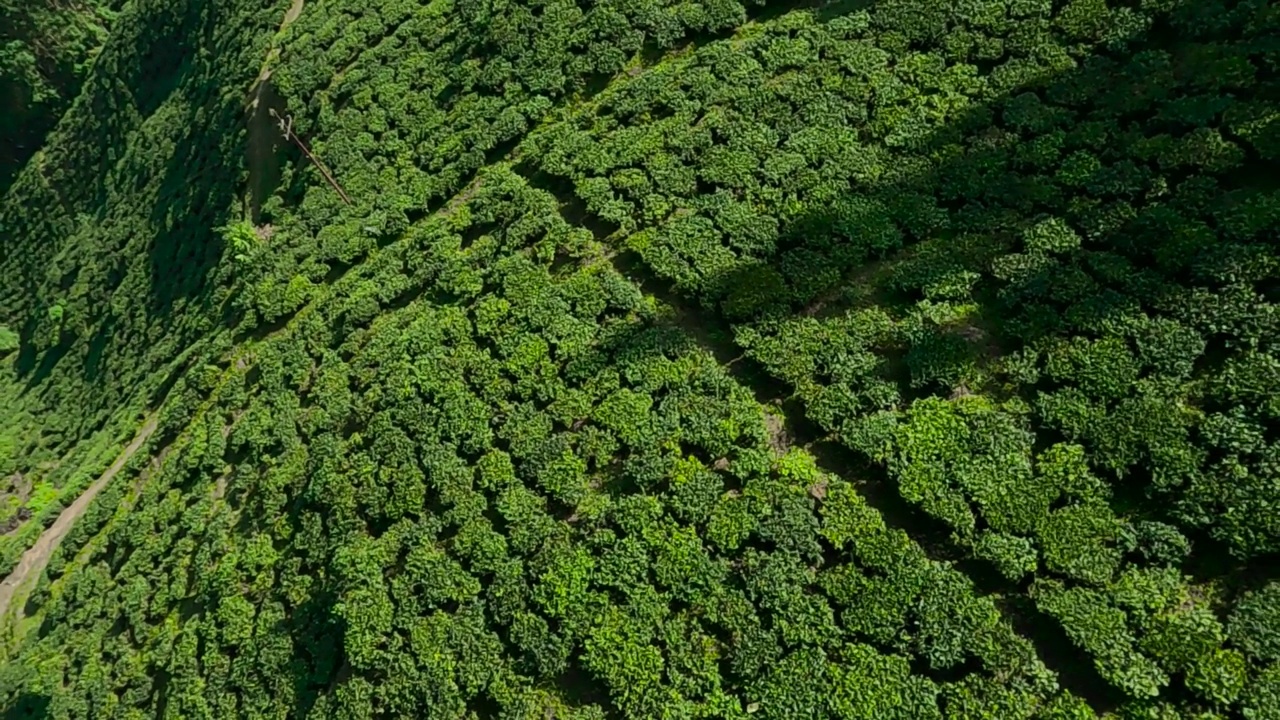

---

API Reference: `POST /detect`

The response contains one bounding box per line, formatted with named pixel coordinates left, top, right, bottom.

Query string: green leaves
left=0, top=325, right=16, bottom=355
left=5, top=0, right=1280, bottom=716
left=219, top=221, right=260, bottom=263
left=1034, top=580, right=1169, bottom=698
left=594, top=387, right=654, bottom=447
left=974, top=531, right=1038, bottom=581
left=1044, top=336, right=1140, bottom=402
left=1023, top=216, right=1082, bottom=255
left=1243, top=662, right=1280, bottom=720
left=1038, top=503, right=1123, bottom=585
left=1186, top=649, right=1249, bottom=706
left=1229, top=583, right=1280, bottom=664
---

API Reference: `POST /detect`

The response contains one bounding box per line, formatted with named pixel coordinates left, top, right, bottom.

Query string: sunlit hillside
left=1, top=0, right=1278, bottom=717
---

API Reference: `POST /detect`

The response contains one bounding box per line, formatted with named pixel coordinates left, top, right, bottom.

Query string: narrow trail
left=245, top=0, right=306, bottom=221
left=0, top=416, right=158, bottom=623
left=4, top=0, right=302, bottom=647
left=282, top=0, right=305, bottom=26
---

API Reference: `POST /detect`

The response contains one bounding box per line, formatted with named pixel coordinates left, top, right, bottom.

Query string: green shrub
left=1186, top=649, right=1248, bottom=706
left=1037, top=502, right=1124, bottom=585
left=1230, top=582, right=1280, bottom=663
left=1243, top=662, right=1280, bottom=720
left=1036, top=692, right=1096, bottom=719
left=1139, top=601, right=1224, bottom=672
left=1034, top=580, right=1168, bottom=698
left=220, top=221, right=260, bottom=263
left=974, top=531, right=1039, bottom=581
left=0, top=325, right=17, bottom=354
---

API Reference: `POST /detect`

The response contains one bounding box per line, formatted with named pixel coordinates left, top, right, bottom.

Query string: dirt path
left=282, top=0, right=305, bottom=27
left=244, top=0, right=306, bottom=221
left=0, top=416, right=158, bottom=622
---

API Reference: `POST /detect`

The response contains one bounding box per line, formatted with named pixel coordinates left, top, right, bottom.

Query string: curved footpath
left=0, top=0, right=305, bottom=629
left=0, top=416, right=157, bottom=624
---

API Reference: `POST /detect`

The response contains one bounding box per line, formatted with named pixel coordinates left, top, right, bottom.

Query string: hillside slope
left=1, top=0, right=1278, bottom=717
left=0, top=0, right=116, bottom=191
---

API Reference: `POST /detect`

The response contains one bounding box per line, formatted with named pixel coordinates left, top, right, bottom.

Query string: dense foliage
left=0, top=0, right=1277, bottom=717
left=0, top=0, right=117, bottom=190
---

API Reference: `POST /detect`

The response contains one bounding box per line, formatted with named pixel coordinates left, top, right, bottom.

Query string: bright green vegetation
left=0, top=0, right=1278, bottom=717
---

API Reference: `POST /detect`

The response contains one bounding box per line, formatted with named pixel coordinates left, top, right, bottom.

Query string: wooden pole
left=270, top=110, right=352, bottom=206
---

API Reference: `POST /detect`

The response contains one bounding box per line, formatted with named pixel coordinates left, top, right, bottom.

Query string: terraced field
left=1, top=0, right=1278, bottom=717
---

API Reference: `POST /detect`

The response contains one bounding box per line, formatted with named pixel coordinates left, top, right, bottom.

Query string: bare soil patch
left=764, top=412, right=790, bottom=455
